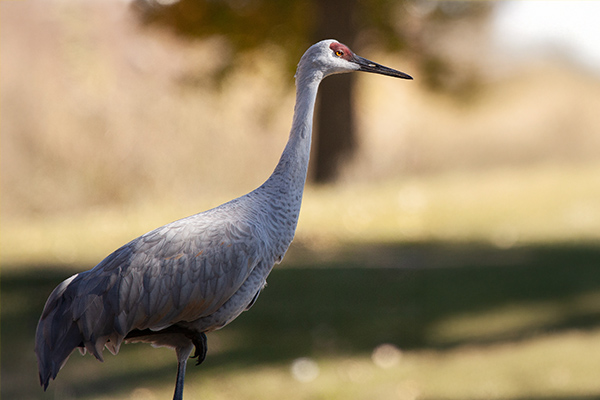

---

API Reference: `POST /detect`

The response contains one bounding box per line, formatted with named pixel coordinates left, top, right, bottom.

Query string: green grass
left=3, top=242, right=600, bottom=399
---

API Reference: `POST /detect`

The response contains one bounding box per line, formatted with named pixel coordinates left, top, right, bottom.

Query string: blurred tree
left=132, top=0, right=492, bottom=183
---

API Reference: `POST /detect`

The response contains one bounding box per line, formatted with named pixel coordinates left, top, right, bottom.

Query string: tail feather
left=35, top=274, right=85, bottom=390
left=36, top=314, right=85, bottom=390
left=34, top=272, right=124, bottom=390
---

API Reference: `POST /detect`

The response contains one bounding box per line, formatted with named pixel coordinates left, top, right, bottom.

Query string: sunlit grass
left=430, top=291, right=600, bottom=345
left=4, top=163, right=598, bottom=270
left=71, top=329, right=600, bottom=400
left=300, top=162, right=600, bottom=246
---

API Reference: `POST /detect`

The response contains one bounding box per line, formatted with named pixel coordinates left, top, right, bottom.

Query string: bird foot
left=190, top=332, right=207, bottom=366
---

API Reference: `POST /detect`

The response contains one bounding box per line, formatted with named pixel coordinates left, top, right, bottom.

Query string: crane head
left=300, top=39, right=412, bottom=80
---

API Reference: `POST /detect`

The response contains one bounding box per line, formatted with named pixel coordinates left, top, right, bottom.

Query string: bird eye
left=335, top=50, right=343, bottom=57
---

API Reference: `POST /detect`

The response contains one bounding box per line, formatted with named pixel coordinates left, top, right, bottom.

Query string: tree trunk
left=310, top=0, right=357, bottom=183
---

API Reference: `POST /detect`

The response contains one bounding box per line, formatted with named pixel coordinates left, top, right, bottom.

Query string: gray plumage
left=35, top=39, right=411, bottom=399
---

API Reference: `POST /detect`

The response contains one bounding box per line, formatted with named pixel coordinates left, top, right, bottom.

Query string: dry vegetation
left=2, top=1, right=600, bottom=400
left=2, top=1, right=600, bottom=219
left=2, top=1, right=600, bottom=265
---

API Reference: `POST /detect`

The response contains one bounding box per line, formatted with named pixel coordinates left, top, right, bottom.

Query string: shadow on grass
left=3, top=241, right=600, bottom=399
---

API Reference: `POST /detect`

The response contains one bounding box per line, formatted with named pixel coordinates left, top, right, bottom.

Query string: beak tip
left=355, top=56, right=413, bottom=80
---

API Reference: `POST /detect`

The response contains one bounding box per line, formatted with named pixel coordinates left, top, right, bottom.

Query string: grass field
left=3, top=164, right=600, bottom=400
left=3, top=240, right=600, bottom=399
left=3, top=162, right=600, bottom=268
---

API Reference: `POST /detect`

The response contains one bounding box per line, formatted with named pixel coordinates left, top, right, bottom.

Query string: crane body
left=35, top=39, right=411, bottom=399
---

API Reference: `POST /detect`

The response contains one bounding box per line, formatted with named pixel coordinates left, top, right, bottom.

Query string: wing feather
left=35, top=201, right=268, bottom=389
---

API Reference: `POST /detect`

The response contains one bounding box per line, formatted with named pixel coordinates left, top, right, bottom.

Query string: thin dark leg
left=173, top=344, right=193, bottom=400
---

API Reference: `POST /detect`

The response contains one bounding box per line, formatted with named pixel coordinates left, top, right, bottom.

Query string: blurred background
left=2, top=0, right=600, bottom=399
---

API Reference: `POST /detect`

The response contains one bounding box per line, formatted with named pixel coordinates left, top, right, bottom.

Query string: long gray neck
left=251, top=66, right=324, bottom=249
left=262, top=68, right=323, bottom=197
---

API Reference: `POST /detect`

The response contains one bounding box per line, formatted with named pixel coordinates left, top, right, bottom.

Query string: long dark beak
left=354, top=55, right=413, bottom=80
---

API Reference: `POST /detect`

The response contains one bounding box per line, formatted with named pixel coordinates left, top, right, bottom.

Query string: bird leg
left=173, top=343, right=194, bottom=400
left=172, top=332, right=206, bottom=399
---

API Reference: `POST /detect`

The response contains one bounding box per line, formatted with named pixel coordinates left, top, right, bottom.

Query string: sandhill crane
left=35, top=39, right=412, bottom=399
